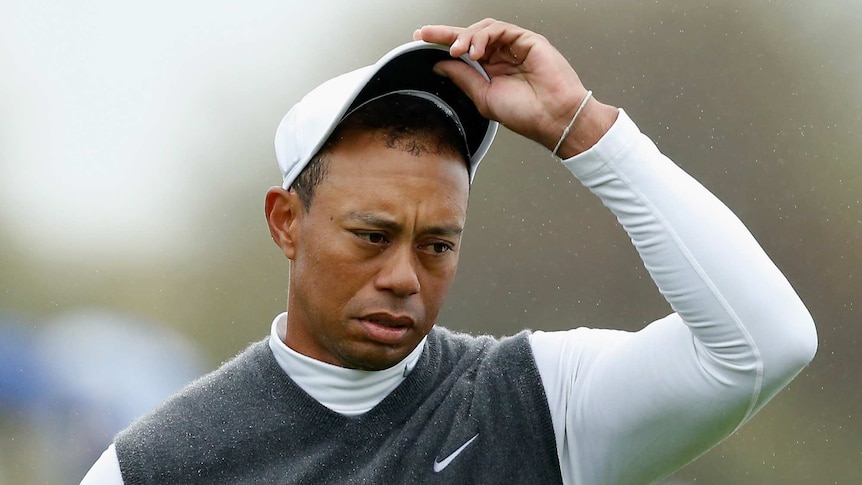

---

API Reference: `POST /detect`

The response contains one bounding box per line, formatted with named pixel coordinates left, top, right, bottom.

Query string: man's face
left=280, top=128, right=469, bottom=370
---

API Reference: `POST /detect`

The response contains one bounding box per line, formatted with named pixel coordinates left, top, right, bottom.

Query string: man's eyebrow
left=423, top=224, right=463, bottom=238
left=346, top=212, right=402, bottom=232
left=346, top=212, right=463, bottom=237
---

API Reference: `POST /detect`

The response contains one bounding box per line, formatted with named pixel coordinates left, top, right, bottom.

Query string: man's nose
left=374, top=244, right=421, bottom=297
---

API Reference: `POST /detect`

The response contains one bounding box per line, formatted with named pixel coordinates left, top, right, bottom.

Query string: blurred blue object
left=36, top=309, right=208, bottom=430
left=0, top=315, right=51, bottom=410
left=0, top=309, right=208, bottom=483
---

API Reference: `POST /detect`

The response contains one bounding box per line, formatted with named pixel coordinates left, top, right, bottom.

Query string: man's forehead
left=320, top=126, right=470, bottom=178
left=332, top=126, right=466, bottom=159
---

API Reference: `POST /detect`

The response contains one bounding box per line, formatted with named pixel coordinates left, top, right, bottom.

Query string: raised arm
left=416, top=19, right=817, bottom=484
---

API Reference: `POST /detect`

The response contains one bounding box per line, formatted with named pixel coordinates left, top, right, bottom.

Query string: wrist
left=552, top=99, right=619, bottom=159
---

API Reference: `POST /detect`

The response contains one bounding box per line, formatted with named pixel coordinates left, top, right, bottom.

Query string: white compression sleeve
left=530, top=110, right=817, bottom=484
left=79, top=443, right=124, bottom=485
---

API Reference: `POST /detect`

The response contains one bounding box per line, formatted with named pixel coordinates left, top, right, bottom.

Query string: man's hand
left=413, top=19, right=618, bottom=158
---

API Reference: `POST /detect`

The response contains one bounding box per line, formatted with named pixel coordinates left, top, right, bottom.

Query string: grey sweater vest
left=115, top=327, right=563, bottom=484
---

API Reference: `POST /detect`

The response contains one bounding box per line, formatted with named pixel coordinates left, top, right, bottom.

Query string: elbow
left=749, top=308, right=817, bottom=409
left=791, top=311, right=818, bottom=368
left=772, top=308, right=818, bottom=374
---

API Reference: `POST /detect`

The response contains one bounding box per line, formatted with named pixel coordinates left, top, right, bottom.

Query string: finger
left=484, top=43, right=522, bottom=66
left=418, top=25, right=475, bottom=58
left=414, top=25, right=464, bottom=49
left=418, top=18, right=499, bottom=58
left=457, top=21, right=536, bottom=63
left=447, top=18, right=498, bottom=58
left=432, top=60, right=493, bottom=118
left=477, top=24, right=535, bottom=62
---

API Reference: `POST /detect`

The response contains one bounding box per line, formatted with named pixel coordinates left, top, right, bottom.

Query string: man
left=82, top=19, right=817, bottom=484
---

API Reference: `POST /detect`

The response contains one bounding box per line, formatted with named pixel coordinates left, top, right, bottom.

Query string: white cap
left=274, top=41, right=499, bottom=189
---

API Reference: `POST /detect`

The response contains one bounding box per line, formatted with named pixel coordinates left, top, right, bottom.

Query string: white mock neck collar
left=267, top=312, right=426, bottom=416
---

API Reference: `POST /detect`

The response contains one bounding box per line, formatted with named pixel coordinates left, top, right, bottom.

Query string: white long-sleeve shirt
left=81, top=110, right=816, bottom=484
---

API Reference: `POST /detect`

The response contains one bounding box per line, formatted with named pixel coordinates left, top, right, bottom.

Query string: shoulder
left=113, top=337, right=290, bottom=482
left=160, top=338, right=277, bottom=405
left=427, top=326, right=537, bottom=381
left=114, top=338, right=278, bottom=451
left=428, top=326, right=532, bottom=358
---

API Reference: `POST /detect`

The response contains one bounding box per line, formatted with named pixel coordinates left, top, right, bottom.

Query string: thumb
left=433, top=60, right=492, bottom=118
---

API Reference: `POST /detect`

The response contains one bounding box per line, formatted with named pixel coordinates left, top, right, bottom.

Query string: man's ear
left=265, top=186, right=303, bottom=260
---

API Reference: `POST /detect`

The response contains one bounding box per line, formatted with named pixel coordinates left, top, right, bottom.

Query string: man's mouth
left=357, top=313, right=414, bottom=345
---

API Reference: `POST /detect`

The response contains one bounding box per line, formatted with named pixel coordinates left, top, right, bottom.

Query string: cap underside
left=347, top=49, right=489, bottom=159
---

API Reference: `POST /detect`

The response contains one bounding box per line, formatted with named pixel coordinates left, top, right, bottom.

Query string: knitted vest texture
left=115, top=327, right=563, bottom=484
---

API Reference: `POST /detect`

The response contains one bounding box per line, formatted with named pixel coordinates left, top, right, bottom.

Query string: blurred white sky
left=0, top=0, right=452, bottom=261
left=1, top=0, right=859, bottom=263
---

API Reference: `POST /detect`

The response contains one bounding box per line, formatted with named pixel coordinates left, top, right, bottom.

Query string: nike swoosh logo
left=432, top=433, right=479, bottom=472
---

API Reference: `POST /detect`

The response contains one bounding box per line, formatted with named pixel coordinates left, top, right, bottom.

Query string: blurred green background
left=1, top=0, right=859, bottom=483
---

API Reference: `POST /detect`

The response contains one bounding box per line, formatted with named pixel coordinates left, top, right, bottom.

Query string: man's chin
left=340, top=340, right=418, bottom=371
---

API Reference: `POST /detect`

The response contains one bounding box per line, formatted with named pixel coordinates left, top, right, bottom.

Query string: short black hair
left=291, top=94, right=469, bottom=210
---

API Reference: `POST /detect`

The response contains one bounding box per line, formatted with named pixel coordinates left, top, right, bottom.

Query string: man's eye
left=424, top=242, right=454, bottom=254
left=357, top=232, right=387, bottom=244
